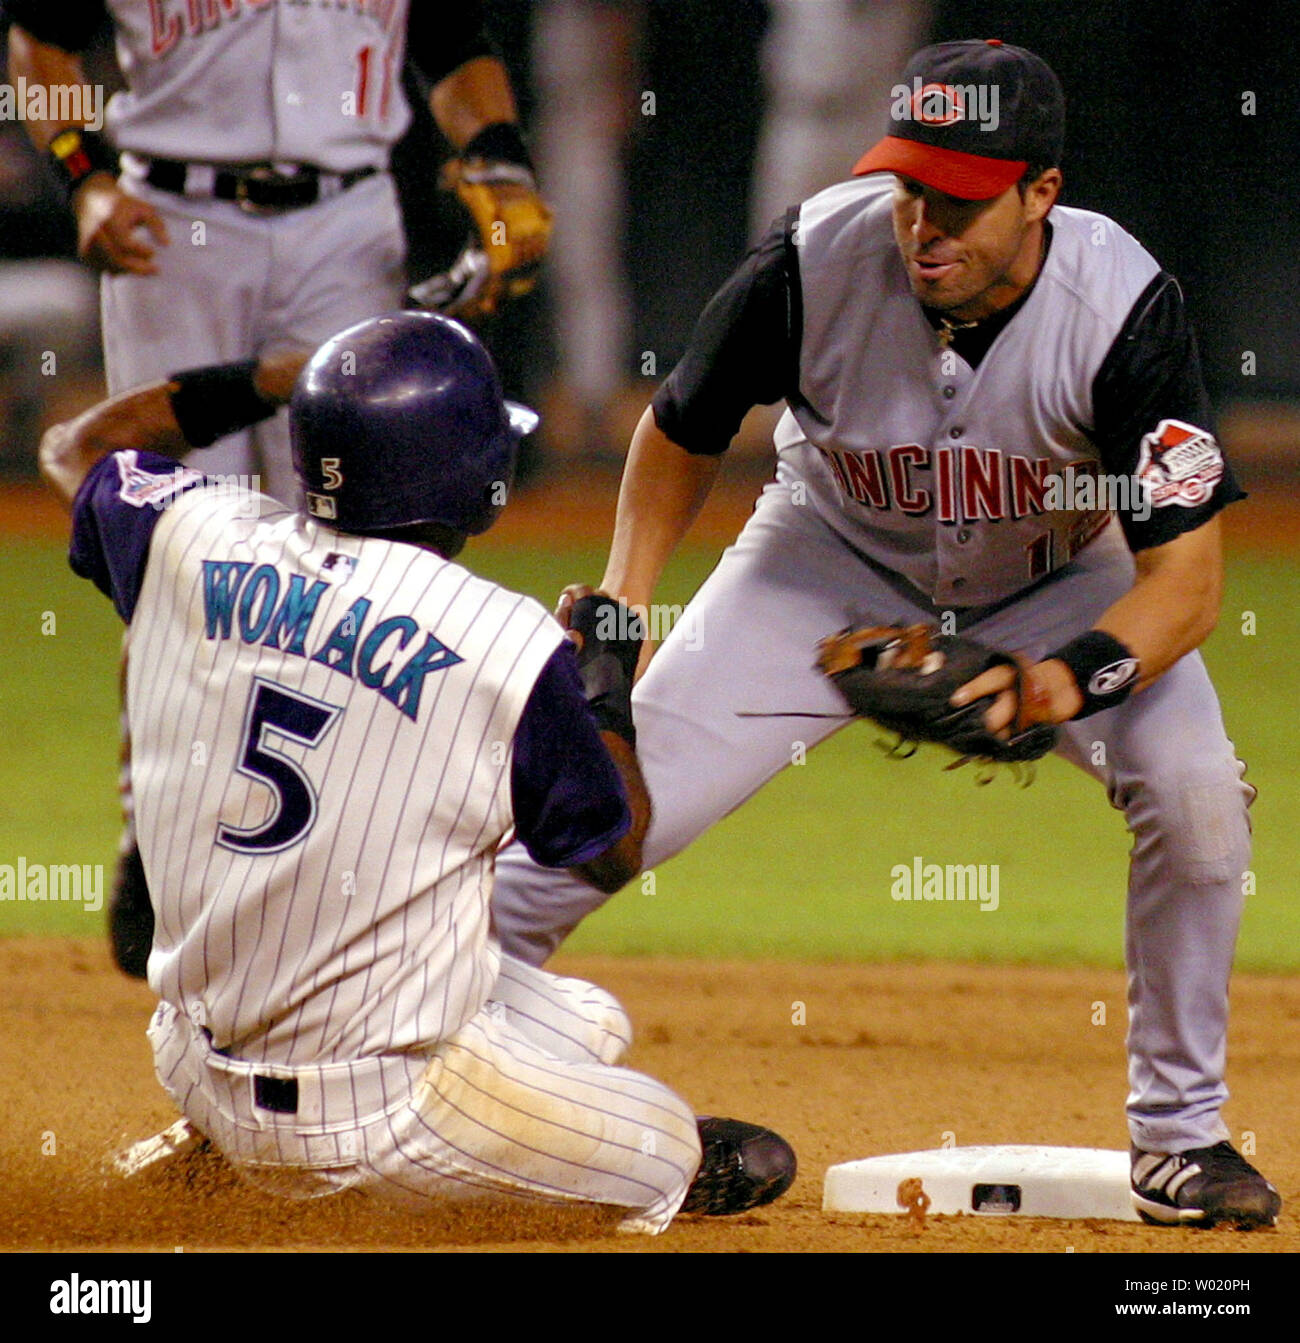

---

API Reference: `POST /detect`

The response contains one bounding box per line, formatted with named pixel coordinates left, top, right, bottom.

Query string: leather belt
left=141, top=157, right=377, bottom=213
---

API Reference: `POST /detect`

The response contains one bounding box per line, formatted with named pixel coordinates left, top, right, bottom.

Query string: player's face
left=891, top=171, right=1060, bottom=320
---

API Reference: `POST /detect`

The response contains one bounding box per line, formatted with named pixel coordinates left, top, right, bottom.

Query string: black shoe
left=108, top=843, right=153, bottom=980
left=678, top=1117, right=797, bottom=1216
left=1131, top=1141, right=1281, bottom=1228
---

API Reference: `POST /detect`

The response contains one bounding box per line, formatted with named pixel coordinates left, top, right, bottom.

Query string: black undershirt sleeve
left=406, top=1, right=499, bottom=88
left=1090, top=272, right=1245, bottom=551
left=651, top=211, right=801, bottom=455
left=2, top=0, right=107, bottom=52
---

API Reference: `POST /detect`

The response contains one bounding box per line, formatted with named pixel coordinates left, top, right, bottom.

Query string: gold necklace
left=936, top=314, right=981, bottom=348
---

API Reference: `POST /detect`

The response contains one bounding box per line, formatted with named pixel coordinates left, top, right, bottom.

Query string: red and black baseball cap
left=853, top=39, right=1064, bottom=200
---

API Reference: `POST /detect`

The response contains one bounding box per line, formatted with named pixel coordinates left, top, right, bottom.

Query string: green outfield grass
left=2, top=533, right=1297, bottom=971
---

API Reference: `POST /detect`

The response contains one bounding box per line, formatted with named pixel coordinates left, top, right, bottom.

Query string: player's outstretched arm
left=602, top=408, right=723, bottom=625
left=953, top=517, right=1225, bottom=735
left=554, top=590, right=653, bottom=893
left=571, top=732, right=652, bottom=895
left=1089, top=515, right=1223, bottom=689
left=38, top=350, right=310, bottom=508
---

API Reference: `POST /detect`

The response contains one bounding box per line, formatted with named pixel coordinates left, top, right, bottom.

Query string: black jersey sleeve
left=650, top=211, right=801, bottom=455
left=2, top=0, right=107, bottom=52
left=406, top=1, right=499, bottom=87
left=1091, top=272, right=1245, bottom=551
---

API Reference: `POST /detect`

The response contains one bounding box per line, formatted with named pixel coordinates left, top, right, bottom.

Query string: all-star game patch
left=115, top=450, right=206, bottom=510
left=1135, top=419, right=1225, bottom=508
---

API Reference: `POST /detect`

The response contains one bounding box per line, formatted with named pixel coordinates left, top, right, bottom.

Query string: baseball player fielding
left=486, top=38, right=1280, bottom=1231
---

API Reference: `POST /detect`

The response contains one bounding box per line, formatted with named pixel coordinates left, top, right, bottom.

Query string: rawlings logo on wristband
left=1087, top=658, right=1140, bottom=697
left=1051, top=630, right=1140, bottom=719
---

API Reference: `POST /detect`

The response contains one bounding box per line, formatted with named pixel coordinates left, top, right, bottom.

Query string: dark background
left=2, top=0, right=1296, bottom=415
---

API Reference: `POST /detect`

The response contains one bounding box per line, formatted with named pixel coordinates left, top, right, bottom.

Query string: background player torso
left=777, top=176, right=1160, bottom=608
left=106, top=0, right=410, bottom=169
left=126, top=486, right=562, bottom=1063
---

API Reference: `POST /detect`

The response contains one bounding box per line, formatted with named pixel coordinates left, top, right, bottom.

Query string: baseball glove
left=410, top=157, right=553, bottom=320
left=815, top=623, right=1058, bottom=768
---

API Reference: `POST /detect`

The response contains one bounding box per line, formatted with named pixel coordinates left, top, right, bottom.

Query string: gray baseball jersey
left=777, top=176, right=1161, bottom=607
left=102, top=0, right=410, bottom=171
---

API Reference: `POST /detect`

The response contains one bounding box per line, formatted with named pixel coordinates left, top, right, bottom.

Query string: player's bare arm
left=601, top=408, right=723, bottom=642
left=38, top=350, right=309, bottom=507
left=954, top=517, right=1225, bottom=734
left=8, top=25, right=169, bottom=275
left=572, top=733, right=652, bottom=894
left=555, top=586, right=653, bottom=892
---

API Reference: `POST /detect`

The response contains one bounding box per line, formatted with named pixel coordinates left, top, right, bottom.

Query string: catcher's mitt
left=409, top=157, right=553, bottom=320
left=815, top=623, right=1058, bottom=767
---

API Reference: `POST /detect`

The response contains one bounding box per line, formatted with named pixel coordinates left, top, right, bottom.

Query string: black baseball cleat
left=108, top=843, right=154, bottom=980
left=1130, top=1141, right=1281, bottom=1228
left=678, top=1117, right=797, bottom=1216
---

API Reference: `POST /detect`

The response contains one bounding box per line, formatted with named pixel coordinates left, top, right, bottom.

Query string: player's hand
left=556, top=583, right=596, bottom=648
left=951, top=657, right=1083, bottom=737
left=557, top=584, right=657, bottom=681
left=73, top=174, right=170, bottom=275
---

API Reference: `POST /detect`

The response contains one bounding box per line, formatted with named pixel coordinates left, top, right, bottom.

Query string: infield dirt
left=1, top=938, right=1295, bottom=1254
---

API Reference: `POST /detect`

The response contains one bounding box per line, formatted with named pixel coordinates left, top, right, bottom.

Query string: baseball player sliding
left=487, top=40, right=1281, bottom=1229
left=38, top=313, right=796, bottom=1232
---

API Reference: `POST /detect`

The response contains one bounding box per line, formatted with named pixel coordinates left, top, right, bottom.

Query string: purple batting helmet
left=290, top=311, right=537, bottom=536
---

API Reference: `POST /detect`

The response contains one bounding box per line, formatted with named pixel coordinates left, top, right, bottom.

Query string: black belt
left=143, top=158, right=377, bottom=213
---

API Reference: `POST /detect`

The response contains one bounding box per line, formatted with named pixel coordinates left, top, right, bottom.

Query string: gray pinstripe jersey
left=105, top=0, right=410, bottom=171
left=777, top=175, right=1161, bottom=607
left=127, top=487, right=563, bottom=1062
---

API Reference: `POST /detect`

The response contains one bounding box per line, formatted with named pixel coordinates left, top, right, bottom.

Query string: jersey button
left=942, top=386, right=956, bottom=399
left=949, top=426, right=963, bottom=438
left=952, top=577, right=966, bottom=589
left=956, top=528, right=971, bottom=543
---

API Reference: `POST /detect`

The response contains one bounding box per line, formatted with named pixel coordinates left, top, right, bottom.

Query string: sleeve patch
left=1136, top=419, right=1225, bottom=509
left=115, top=449, right=205, bottom=509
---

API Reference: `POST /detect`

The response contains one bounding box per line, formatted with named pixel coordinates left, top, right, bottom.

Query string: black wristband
left=567, top=595, right=644, bottom=748
left=1049, top=631, right=1140, bottom=719
left=461, top=122, right=534, bottom=173
left=48, top=127, right=118, bottom=193
left=168, top=360, right=277, bottom=448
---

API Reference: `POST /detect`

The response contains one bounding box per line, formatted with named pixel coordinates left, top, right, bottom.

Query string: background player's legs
left=492, top=478, right=944, bottom=964
left=489, top=953, right=634, bottom=1065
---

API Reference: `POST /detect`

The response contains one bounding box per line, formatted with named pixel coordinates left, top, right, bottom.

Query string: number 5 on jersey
left=217, top=679, right=344, bottom=855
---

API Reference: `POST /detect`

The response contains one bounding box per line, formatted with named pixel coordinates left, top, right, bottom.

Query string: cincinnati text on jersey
left=201, top=561, right=463, bottom=721
left=817, top=443, right=1148, bottom=521
left=145, top=0, right=404, bottom=58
